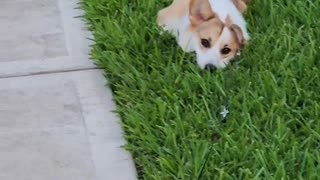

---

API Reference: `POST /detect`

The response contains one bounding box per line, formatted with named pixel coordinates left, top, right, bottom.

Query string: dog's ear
left=189, top=0, right=215, bottom=27
left=225, top=15, right=246, bottom=45
left=231, top=24, right=246, bottom=45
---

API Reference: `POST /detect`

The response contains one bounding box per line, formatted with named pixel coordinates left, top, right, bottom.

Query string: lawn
left=80, top=0, right=320, bottom=179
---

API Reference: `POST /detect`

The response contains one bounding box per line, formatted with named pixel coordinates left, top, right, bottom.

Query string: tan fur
left=157, top=0, right=250, bottom=68
left=192, top=4, right=245, bottom=57
left=157, top=0, right=190, bottom=25
left=197, top=19, right=242, bottom=57
left=220, top=35, right=239, bottom=59
left=196, top=18, right=224, bottom=52
left=221, top=26, right=242, bottom=59
left=189, top=0, right=216, bottom=26
left=231, top=0, right=248, bottom=13
left=225, top=15, right=246, bottom=45
left=158, top=0, right=249, bottom=25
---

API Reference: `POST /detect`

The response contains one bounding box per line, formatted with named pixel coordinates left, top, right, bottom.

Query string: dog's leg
left=242, top=0, right=251, bottom=4
left=232, top=0, right=248, bottom=13
left=157, top=7, right=178, bottom=37
left=157, top=7, right=170, bottom=28
left=157, top=0, right=190, bottom=37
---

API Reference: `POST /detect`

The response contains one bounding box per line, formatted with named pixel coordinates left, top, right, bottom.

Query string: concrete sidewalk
left=0, top=0, right=137, bottom=179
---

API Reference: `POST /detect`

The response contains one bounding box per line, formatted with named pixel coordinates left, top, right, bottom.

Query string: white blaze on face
left=195, top=27, right=235, bottom=69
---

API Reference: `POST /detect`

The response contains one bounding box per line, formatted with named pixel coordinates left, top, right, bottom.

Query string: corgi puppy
left=157, top=0, right=250, bottom=70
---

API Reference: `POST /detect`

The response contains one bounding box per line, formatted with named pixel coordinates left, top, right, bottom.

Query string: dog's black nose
left=204, top=64, right=217, bottom=72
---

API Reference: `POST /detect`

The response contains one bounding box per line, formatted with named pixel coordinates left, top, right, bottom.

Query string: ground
left=0, top=0, right=136, bottom=179
left=81, top=0, right=320, bottom=179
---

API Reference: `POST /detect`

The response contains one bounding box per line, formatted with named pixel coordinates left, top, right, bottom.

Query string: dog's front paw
left=157, top=9, right=168, bottom=27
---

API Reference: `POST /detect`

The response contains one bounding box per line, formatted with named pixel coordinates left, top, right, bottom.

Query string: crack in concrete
left=0, top=67, right=100, bottom=79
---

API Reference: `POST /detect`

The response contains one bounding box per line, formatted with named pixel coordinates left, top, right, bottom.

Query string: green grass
left=80, top=0, right=320, bottom=179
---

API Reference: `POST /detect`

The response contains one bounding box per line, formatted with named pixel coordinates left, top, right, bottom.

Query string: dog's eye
left=201, top=39, right=211, bottom=48
left=221, top=47, right=231, bottom=55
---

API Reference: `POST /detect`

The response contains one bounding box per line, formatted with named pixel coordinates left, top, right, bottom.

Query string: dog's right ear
left=225, top=15, right=246, bottom=45
left=189, top=0, right=215, bottom=27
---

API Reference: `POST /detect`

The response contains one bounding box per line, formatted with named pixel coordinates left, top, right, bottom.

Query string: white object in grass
left=220, top=106, right=229, bottom=119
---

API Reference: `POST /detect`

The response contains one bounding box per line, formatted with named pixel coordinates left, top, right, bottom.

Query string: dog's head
left=188, top=0, right=248, bottom=70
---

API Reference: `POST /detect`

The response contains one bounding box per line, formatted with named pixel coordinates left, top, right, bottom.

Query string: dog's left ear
left=189, top=0, right=215, bottom=27
left=225, top=15, right=246, bottom=46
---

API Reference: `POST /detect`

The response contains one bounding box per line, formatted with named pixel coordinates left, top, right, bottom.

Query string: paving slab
left=0, top=0, right=67, bottom=62
left=0, top=70, right=137, bottom=180
left=0, top=0, right=95, bottom=78
left=0, top=0, right=137, bottom=179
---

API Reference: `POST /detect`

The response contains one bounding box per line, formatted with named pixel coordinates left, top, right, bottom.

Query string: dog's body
left=157, top=0, right=250, bottom=69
